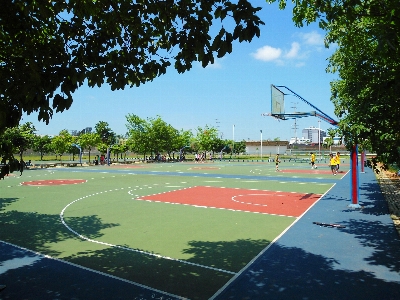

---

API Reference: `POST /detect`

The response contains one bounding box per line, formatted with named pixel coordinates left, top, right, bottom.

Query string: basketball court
left=1, top=160, right=344, bottom=299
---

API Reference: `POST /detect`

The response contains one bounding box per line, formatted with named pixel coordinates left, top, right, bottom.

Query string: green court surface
left=0, top=160, right=346, bottom=299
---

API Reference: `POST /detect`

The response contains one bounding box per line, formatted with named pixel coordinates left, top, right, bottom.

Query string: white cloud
left=284, top=42, right=300, bottom=59
left=196, top=57, right=224, bottom=69
left=252, top=31, right=326, bottom=67
left=206, top=60, right=222, bottom=69
left=251, top=45, right=282, bottom=61
left=301, top=31, right=324, bottom=46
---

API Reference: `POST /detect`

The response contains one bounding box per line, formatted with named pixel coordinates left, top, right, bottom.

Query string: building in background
left=289, top=137, right=310, bottom=145
left=245, top=141, right=289, bottom=156
left=302, top=126, right=326, bottom=144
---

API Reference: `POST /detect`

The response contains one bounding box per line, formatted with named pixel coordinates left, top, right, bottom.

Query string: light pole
left=232, top=124, right=235, bottom=157
left=215, top=119, right=221, bottom=138
left=260, top=130, right=263, bottom=159
left=291, top=102, right=299, bottom=144
left=318, top=120, right=321, bottom=159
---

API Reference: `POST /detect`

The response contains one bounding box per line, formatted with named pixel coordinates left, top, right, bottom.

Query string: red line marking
left=138, top=186, right=321, bottom=217
left=21, top=179, right=87, bottom=186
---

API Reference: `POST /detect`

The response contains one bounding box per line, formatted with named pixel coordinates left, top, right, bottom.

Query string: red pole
left=350, top=145, right=360, bottom=206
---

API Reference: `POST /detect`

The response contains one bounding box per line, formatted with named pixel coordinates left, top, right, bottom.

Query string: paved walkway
left=212, top=169, right=400, bottom=299
left=1, top=168, right=399, bottom=299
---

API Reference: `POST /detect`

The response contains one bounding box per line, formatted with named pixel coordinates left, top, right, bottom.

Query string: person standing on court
left=310, top=152, right=317, bottom=169
left=275, top=154, right=281, bottom=171
left=335, top=152, right=341, bottom=172
left=329, top=153, right=337, bottom=175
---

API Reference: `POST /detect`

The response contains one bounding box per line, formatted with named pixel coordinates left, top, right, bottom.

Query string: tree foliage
left=78, top=132, right=101, bottom=163
left=51, top=129, right=73, bottom=161
left=0, top=122, right=36, bottom=179
left=32, top=134, right=53, bottom=161
left=233, top=140, right=246, bottom=155
left=196, top=126, right=220, bottom=153
left=94, top=121, right=117, bottom=148
left=270, top=0, right=400, bottom=167
left=0, top=0, right=264, bottom=134
left=125, top=114, right=153, bottom=158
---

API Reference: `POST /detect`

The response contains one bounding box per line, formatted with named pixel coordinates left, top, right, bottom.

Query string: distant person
left=310, top=152, right=317, bottom=169
left=19, top=159, right=24, bottom=175
left=335, top=152, right=341, bottom=172
left=275, top=154, right=281, bottom=171
left=329, top=153, right=337, bottom=175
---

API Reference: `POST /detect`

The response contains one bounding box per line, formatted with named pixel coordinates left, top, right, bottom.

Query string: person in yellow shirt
left=335, top=152, right=341, bottom=172
left=329, top=153, right=337, bottom=175
left=310, top=152, right=317, bottom=169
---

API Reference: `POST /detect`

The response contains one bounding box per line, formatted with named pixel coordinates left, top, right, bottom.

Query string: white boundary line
left=59, top=186, right=236, bottom=275
left=209, top=181, right=338, bottom=300
left=232, top=194, right=271, bottom=207
left=0, top=240, right=186, bottom=299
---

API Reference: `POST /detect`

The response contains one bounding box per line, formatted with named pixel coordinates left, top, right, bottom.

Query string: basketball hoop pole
left=318, top=120, right=321, bottom=159
left=349, top=144, right=361, bottom=208
left=268, top=84, right=363, bottom=209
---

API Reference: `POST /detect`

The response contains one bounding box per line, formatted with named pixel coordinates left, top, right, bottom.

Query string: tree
left=148, top=116, right=185, bottom=159
left=68, top=136, right=81, bottom=161
left=190, top=137, right=201, bottom=155
left=1, top=0, right=264, bottom=135
left=270, top=0, right=400, bottom=168
left=78, top=132, right=101, bottom=163
left=111, top=143, right=129, bottom=161
left=0, top=122, right=36, bottom=179
left=12, top=122, right=36, bottom=161
left=32, top=135, right=53, bottom=160
left=95, top=121, right=116, bottom=155
left=234, top=140, right=247, bottom=155
left=147, top=116, right=171, bottom=156
left=126, top=114, right=152, bottom=159
left=173, top=129, right=193, bottom=160
left=322, top=128, right=337, bottom=153
left=51, top=130, right=73, bottom=161
left=196, top=126, right=219, bottom=153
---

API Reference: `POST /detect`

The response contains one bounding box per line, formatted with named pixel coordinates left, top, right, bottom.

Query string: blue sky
left=22, top=1, right=338, bottom=142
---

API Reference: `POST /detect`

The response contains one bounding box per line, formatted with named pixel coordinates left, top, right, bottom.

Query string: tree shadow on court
left=64, top=238, right=272, bottom=300
left=0, top=198, right=120, bottom=257
left=215, top=242, right=400, bottom=300
left=63, top=215, right=120, bottom=239
left=182, top=238, right=270, bottom=271
left=338, top=218, right=400, bottom=273
left=353, top=180, right=392, bottom=216
left=334, top=179, right=400, bottom=272
left=0, top=197, right=19, bottom=207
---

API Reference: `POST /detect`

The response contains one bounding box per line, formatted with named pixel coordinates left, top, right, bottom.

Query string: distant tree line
left=0, top=115, right=246, bottom=179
